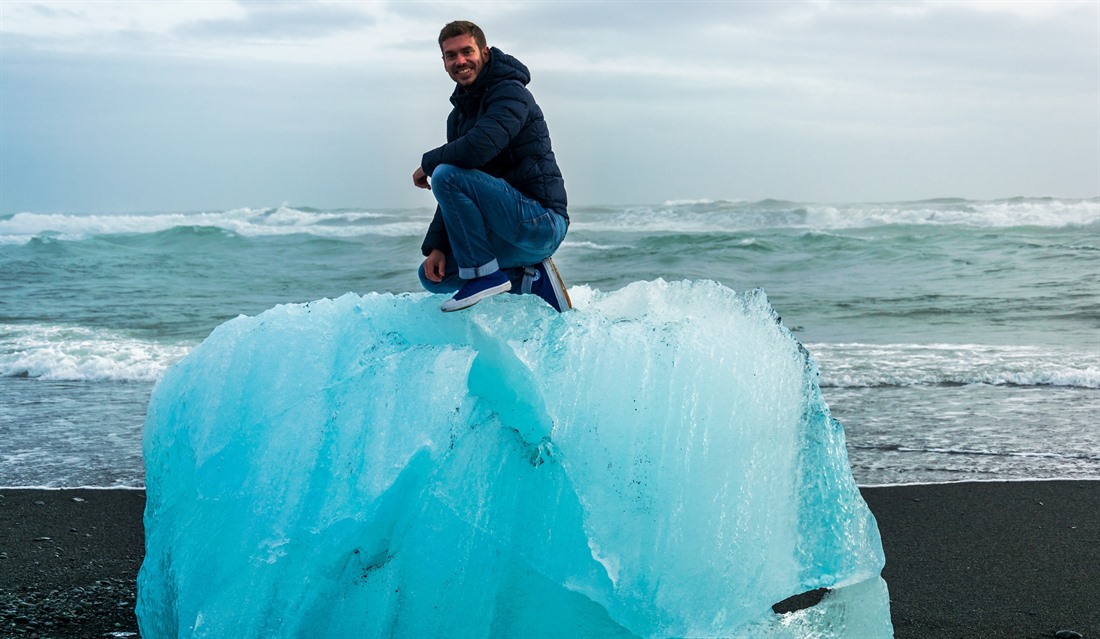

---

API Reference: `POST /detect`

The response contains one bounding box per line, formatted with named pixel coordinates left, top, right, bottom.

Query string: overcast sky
left=2, top=1, right=1097, bottom=213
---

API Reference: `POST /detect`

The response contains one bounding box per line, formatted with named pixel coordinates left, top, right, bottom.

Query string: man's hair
left=438, top=21, right=487, bottom=51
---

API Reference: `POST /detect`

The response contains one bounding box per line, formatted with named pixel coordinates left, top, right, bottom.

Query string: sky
left=1, top=0, right=1098, bottom=213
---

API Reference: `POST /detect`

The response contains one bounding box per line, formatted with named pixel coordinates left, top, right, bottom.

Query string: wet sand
left=862, top=480, right=1098, bottom=638
left=1, top=480, right=1096, bottom=638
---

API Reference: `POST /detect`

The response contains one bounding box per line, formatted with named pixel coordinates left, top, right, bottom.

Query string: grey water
left=2, top=197, right=1098, bottom=487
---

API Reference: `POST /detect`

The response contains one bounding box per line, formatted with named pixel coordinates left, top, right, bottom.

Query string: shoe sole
left=440, top=280, right=512, bottom=312
left=542, top=258, right=572, bottom=311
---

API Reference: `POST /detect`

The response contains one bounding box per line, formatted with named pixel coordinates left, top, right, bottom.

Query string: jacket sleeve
left=420, top=205, right=449, bottom=256
left=421, top=83, right=530, bottom=175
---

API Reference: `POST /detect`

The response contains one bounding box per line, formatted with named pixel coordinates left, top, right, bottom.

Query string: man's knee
left=430, top=163, right=462, bottom=190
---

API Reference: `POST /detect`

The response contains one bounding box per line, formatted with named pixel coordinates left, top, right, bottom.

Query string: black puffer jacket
left=420, top=47, right=568, bottom=256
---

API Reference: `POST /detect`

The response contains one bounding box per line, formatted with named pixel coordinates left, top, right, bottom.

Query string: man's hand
left=413, top=166, right=431, bottom=190
left=423, top=249, right=446, bottom=282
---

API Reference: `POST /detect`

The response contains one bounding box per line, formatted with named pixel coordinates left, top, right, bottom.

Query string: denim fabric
left=429, top=164, right=567, bottom=281
left=419, top=258, right=524, bottom=295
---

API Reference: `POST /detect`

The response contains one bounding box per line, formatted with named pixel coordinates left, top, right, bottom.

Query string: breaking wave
left=0, top=205, right=431, bottom=244
left=808, top=342, right=1099, bottom=389
left=3, top=197, right=1096, bottom=245
left=0, top=323, right=194, bottom=381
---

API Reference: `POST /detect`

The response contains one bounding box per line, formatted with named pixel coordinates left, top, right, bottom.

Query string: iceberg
left=137, top=280, right=891, bottom=638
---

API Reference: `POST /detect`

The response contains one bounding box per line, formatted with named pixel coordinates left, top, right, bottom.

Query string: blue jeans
left=419, top=164, right=567, bottom=293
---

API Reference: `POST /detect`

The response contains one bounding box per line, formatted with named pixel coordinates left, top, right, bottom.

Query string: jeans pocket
left=513, top=211, right=561, bottom=252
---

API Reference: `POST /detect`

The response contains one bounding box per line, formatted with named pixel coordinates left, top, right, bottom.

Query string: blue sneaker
left=440, top=270, right=512, bottom=312
left=522, top=257, right=571, bottom=312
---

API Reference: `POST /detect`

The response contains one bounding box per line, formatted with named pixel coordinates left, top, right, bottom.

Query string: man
left=413, top=20, right=571, bottom=312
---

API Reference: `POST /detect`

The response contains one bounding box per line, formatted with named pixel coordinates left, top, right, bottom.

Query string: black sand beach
left=0, top=488, right=144, bottom=637
left=862, top=481, right=1098, bottom=639
left=1, top=481, right=1096, bottom=638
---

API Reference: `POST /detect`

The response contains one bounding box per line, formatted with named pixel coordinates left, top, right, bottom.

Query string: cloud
left=1, top=1, right=398, bottom=66
left=1, top=0, right=1097, bottom=211
left=2, top=0, right=233, bottom=39
left=176, top=1, right=374, bottom=40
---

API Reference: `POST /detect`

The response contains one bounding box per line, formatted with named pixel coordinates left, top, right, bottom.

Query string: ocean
left=2, top=197, right=1098, bottom=488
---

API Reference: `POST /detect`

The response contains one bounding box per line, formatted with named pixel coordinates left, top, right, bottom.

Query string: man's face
left=441, top=34, right=489, bottom=87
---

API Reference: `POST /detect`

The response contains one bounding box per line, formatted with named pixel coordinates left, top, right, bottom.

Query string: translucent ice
left=137, top=280, right=891, bottom=638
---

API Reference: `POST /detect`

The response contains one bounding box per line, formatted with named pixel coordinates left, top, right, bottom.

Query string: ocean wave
left=3, top=198, right=1096, bottom=243
left=0, top=323, right=194, bottom=381
left=0, top=205, right=432, bottom=244
left=804, top=198, right=1099, bottom=229
left=568, top=197, right=1099, bottom=233
left=808, top=342, right=1100, bottom=389
left=561, top=239, right=632, bottom=251
left=850, top=444, right=1100, bottom=463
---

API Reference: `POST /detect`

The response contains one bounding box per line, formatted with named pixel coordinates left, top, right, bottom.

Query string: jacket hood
left=483, top=47, right=530, bottom=86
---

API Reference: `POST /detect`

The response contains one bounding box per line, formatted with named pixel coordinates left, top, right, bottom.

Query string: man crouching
left=413, top=20, right=571, bottom=312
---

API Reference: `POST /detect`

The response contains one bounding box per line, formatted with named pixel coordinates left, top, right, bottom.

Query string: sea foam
left=4, top=197, right=1095, bottom=246
left=809, top=342, right=1100, bottom=389
left=0, top=323, right=192, bottom=381
left=0, top=206, right=428, bottom=244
